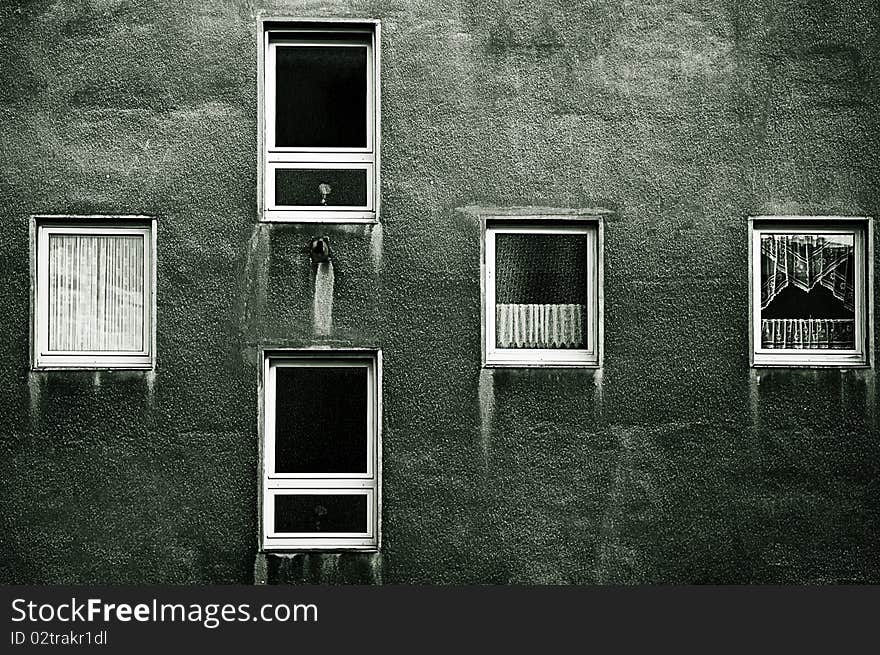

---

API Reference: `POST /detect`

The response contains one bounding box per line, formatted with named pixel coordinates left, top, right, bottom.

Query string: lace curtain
left=761, top=319, right=855, bottom=349
left=496, top=303, right=586, bottom=348
left=761, top=235, right=854, bottom=310
left=760, top=235, right=855, bottom=350
left=495, top=232, right=588, bottom=349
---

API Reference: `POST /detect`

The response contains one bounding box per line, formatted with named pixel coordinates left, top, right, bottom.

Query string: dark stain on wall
left=0, top=0, right=878, bottom=583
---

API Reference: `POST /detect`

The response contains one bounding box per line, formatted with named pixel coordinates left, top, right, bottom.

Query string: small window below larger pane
left=750, top=217, right=872, bottom=367
left=268, top=164, right=371, bottom=210
left=262, top=22, right=379, bottom=223
left=483, top=220, right=601, bottom=367
left=262, top=351, right=380, bottom=551
left=33, top=218, right=155, bottom=370
left=270, top=491, right=372, bottom=537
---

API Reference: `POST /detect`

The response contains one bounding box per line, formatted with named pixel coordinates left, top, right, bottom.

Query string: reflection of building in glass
left=760, top=235, right=856, bottom=349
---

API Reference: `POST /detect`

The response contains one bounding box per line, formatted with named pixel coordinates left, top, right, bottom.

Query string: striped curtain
left=496, top=303, right=586, bottom=349
left=48, top=234, right=145, bottom=352
left=761, top=318, right=855, bottom=350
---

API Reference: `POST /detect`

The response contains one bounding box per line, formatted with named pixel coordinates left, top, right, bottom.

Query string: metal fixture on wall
left=309, top=236, right=332, bottom=263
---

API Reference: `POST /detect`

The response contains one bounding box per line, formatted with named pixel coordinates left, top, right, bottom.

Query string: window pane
left=495, top=233, right=589, bottom=349
left=274, top=45, right=367, bottom=148
left=274, top=365, right=368, bottom=473
left=274, top=168, right=367, bottom=207
left=760, top=233, right=856, bottom=349
left=274, top=494, right=368, bottom=533
left=48, top=234, right=145, bottom=352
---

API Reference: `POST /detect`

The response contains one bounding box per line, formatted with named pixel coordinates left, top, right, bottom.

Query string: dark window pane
left=274, top=45, right=367, bottom=148
left=495, top=232, right=589, bottom=349
left=274, top=365, right=368, bottom=473
left=274, top=494, right=368, bottom=533
left=495, top=233, right=589, bottom=305
left=760, top=233, right=856, bottom=349
left=274, top=168, right=367, bottom=207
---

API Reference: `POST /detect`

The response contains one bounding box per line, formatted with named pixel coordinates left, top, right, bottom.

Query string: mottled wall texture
left=1, top=0, right=878, bottom=584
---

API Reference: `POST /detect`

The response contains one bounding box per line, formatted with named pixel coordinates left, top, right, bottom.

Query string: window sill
left=261, top=546, right=379, bottom=555
left=483, top=360, right=601, bottom=369
left=32, top=363, right=155, bottom=372
left=261, top=210, right=377, bottom=224
left=750, top=361, right=870, bottom=369
left=751, top=352, right=869, bottom=368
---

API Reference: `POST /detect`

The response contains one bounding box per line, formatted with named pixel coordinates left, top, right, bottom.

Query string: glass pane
left=495, top=232, right=589, bottom=349
left=274, top=365, right=368, bottom=473
left=47, top=234, right=145, bottom=352
left=760, top=233, right=856, bottom=349
left=274, top=168, right=367, bottom=207
left=274, top=494, right=368, bottom=533
left=274, top=44, right=368, bottom=148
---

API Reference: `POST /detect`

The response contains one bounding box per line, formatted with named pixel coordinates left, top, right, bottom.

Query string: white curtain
left=48, top=235, right=145, bottom=352
left=496, top=303, right=586, bottom=348
left=761, top=318, right=854, bottom=350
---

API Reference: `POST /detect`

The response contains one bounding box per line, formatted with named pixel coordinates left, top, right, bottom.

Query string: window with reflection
left=751, top=218, right=870, bottom=367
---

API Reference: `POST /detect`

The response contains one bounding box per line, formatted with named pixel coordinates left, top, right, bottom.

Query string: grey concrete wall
left=0, top=0, right=878, bottom=584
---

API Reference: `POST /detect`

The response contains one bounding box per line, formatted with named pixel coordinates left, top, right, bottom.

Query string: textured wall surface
left=0, top=0, right=878, bottom=584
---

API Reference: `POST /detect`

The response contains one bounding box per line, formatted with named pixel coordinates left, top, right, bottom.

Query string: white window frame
left=261, top=349, right=381, bottom=551
left=749, top=216, right=873, bottom=368
left=482, top=217, right=603, bottom=368
left=31, top=216, right=156, bottom=370
left=260, top=19, right=380, bottom=223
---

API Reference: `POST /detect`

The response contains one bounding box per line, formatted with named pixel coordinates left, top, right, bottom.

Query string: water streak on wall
left=369, top=223, right=383, bottom=274
left=477, top=368, right=495, bottom=471
left=313, top=262, right=334, bottom=336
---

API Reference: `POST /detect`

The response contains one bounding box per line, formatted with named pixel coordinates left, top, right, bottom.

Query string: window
left=32, top=217, right=156, bottom=369
left=483, top=218, right=603, bottom=367
left=262, top=350, right=381, bottom=550
left=261, top=20, right=380, bottom=222
left=749, top=216, right=873, bottom=367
